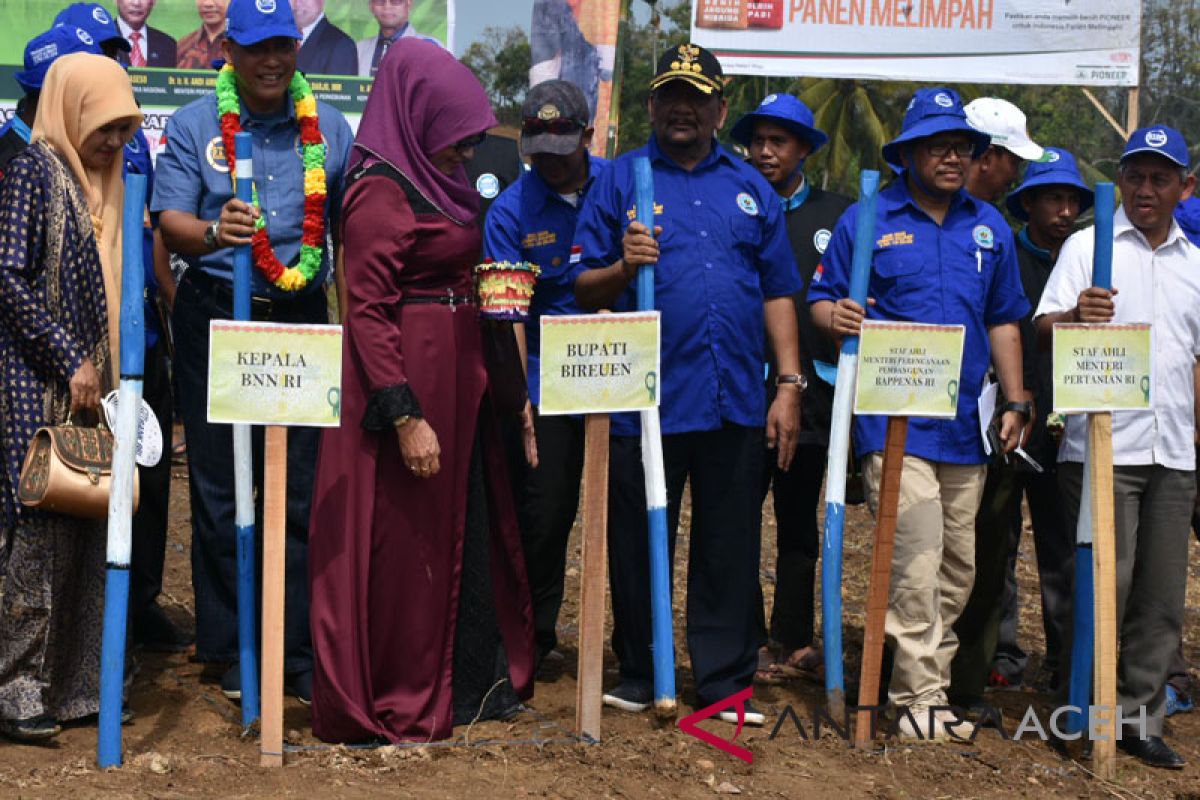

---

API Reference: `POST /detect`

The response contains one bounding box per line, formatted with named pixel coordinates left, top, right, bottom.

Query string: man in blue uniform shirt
left=573, top=44, right=803, bottom=724
left=152, top=0, right=353, bottom=703
left=484, top=79, right=608, bottom=672
left=731, top=93, right=853, bottom=683
left=810, top=87, right=1031, bottom=740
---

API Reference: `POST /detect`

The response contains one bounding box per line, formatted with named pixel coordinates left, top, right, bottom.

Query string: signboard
left=0, top=0, right=453, bottom=157
left=854, top=321, right=965, bottom=418
left=692, top=0, right=1141, bottom=86
left=539, top=312, right=660, bottom=415
left=207, top=321, right=343, bottom=427
left=1052, top=323, right=1152, bottom=413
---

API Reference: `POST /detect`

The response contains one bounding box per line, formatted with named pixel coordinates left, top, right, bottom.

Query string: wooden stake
left=855, top=416, right=908, bottom=747
left=575, top=414, right=611, bottom=741
left=260, top=425, right=288, bottom=768
left=1088, top=413, right=1117, bottom=779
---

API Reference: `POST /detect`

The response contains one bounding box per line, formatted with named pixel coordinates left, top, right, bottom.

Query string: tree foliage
left=460, top=26, right=532, bottom=126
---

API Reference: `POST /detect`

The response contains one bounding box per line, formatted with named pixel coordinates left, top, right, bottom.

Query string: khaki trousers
left=863, top=454, right=986, bottom=708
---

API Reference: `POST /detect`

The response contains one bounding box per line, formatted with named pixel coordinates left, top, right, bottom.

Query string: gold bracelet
left=393, top=415, right=412, bottom=429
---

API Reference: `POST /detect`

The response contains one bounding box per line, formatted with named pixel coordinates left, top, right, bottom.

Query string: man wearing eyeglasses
left=810, top=87, right=1031, bottom=740
left=355, top=0, right=441, bottom=77
left=573, top=44, right=802, bottom=725
left=483, top=80, right=608, bottom=674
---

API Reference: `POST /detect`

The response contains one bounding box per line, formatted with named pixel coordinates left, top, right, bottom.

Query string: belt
left=187, top=268, right=320, bottom=321
left=400, top=288, right=475, bottom=307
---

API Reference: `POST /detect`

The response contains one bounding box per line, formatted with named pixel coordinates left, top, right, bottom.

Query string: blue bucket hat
left=225, top=0, right=302, bottom=47
left=1121, top=125, right=1190, bottom=169
left=15, top=26, right=103, bottom=93
left=730, top=93, right=829, bottom=152
left=882, top=87, right=991, bottom=169
left=53, top=3, right=130, bottom=53
left=1005, top=147, right=1094, bottom=221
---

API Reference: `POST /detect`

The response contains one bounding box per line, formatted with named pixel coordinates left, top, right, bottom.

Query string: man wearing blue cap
left=153, top=0, right=353, bottom=703
left=810, top=87, right=1032, bottom=740
left=730, top=93, right=851, bottom=681
left=53, top=3, right=132, bottom=59
left=0, top=26, right=102, bottom=174
left=1035, top=126, right=1200, bottom=769
left=950, top=147, right=1092, bottom=708
left=573, top=44, right=802, bottom=723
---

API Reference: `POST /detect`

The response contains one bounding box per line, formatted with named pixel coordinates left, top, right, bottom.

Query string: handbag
left=479, top=318, right=528, bottom=416
left=17, top=424, right=139, bottom=519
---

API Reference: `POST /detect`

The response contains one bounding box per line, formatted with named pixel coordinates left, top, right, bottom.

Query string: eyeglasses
left=455, top=132, right=487, bottom=153
left=522, top=117, right=584, bottom=136
left=924, top=140, right=975, bottom=159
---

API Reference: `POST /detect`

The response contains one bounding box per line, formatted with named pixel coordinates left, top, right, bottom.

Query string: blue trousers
left=172, top=270, right=323, bottom=674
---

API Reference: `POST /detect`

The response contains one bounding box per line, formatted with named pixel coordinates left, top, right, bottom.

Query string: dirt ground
left=3, top=454, right=1200, bottom=799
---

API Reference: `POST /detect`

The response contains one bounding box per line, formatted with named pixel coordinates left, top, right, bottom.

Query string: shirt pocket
left=945, top=238, right=992, bottom=307
left=728, top=212, right=762, bottom=255
left=872, top=247, right=922, bottom=300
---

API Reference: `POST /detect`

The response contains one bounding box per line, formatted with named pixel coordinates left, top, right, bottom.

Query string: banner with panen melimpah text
left=691, top=0, right=1140, bottom=87
left=0, top=0, right=452, bottom=156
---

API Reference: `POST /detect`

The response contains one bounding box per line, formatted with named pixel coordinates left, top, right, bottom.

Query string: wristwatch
left=776, top=373, right=808, bottom=390
left=203, top=220, right=220, bottom=250
left=1001, top=400, right=1033, bottom=419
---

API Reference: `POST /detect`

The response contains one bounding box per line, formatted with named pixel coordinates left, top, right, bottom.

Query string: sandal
left=753, top=646, right=784, bottom=685
left=772, top=646, right=825, bottom=681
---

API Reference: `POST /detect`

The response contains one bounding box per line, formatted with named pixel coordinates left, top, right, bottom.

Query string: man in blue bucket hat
left=809, top=87, right=1032, bottom=740
left=731, top=94, right=852, bottom=684
left=1036, top=125, right=1200, bottom=769
left=53, top=3, right=132, bottom=59
left=950, top=147, right=1092, bottom=710
left=0, top=26, right=102, bottom=174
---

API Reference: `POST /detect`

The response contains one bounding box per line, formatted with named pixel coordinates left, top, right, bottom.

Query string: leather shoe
left=1117, top=735, right=1185, bottom=769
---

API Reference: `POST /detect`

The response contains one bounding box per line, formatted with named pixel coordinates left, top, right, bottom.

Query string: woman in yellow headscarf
left=0, top=52, right=142, bottom=743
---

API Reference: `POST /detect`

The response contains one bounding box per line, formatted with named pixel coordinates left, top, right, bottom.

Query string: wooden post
left=1125, top=87, right=1140, bottom=136
left=575, top=414, right=611, bottom=741
left=260, top=425, right=288, bottom=768
left=855, top=416, right=908, bottom=747
left=1088, top=413, right=1117, bottom=778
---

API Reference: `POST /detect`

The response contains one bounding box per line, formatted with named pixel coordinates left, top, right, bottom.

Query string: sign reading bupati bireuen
left=539, top=312, right=660, bottom=415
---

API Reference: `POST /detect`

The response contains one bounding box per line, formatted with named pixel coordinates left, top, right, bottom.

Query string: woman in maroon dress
left=308, top=38, right=535, bottom=743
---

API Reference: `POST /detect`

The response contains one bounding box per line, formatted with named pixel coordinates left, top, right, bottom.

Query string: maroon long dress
left=308, top=164, right=536, bottom=743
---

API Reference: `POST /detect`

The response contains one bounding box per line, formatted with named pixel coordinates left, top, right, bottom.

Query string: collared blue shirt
left=484, top=154, right=608, bottom=405
left=0, top=114, right=32, bottom=144
left=809, top=178, right=1029, bottom=464
left=572, top=135, right=801, bottom=436
left=150, top=93, right=353, bottom=300
left=122, top=129, right=162, bottom=346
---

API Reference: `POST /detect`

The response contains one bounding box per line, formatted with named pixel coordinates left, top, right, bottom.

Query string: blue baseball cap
left=15, top=26, right=103, bottom=93
left=730, top=93, right=829, bottom=152
left=882, top=87, right=990, bottom=169
left=1005, top=147, right=1094, bottom=221
left=1121, top=125, right=1190, bottom=169
left=53, top=3, right=130, bottom=53
left=225, top=0, right=302, bottom=47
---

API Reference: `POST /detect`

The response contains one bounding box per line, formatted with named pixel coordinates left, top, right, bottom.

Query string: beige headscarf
left=31, top=53, right=143, bottom=379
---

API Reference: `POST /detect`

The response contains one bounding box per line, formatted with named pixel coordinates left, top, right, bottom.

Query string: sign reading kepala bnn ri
left=539, top=312, right=661, bottom=415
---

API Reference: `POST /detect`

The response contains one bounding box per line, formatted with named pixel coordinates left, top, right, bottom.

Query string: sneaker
left=286, top=671, right=312, bottom=706
left=896, top=706, right=949, bottom=741
left=718, top=700, right=765, bottom=727
left=1166, top=685, right=1195, bottom=717
left=0, top=715, right=61, bottom=742
left=602, top=681, right=652, bottom=713
left=221, top=664, right=241, bottom=701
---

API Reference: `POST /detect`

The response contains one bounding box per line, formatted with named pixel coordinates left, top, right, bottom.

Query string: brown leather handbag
left=16, top=425, right=139, bottom=519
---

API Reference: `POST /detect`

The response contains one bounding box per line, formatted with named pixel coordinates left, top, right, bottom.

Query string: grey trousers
left=1058, top=462, right=1195, bottom=737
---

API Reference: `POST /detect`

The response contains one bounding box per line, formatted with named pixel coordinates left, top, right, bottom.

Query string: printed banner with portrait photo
left=0, top=0, right=452, bottom=157
left=529, top=0, right=621, bottom=156
left=692, top=0, right=1141, bottom=87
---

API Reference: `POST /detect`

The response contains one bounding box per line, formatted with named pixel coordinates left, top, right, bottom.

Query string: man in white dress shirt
left=1035, top=125, right=1200, bottom=770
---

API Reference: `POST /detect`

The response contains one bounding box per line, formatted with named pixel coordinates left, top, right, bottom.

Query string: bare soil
left=2, top=454, right=1199, bottom=799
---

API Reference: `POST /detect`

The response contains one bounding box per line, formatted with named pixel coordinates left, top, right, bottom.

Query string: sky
left=451, top=0, right=657, bottom=55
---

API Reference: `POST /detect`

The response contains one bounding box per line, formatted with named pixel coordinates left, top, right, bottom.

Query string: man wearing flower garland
left=152, top=0, right=352, bottom=703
